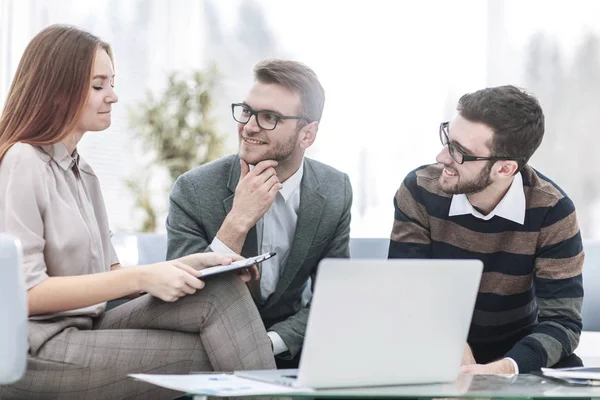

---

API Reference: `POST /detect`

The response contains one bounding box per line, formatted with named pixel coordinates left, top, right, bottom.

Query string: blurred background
left=1, top=0, right=600, bottom=240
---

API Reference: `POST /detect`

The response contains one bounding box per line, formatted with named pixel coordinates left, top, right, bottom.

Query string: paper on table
left=541, top=367, right=600, bottom=381
left=129, top=373, right=313, bottom=396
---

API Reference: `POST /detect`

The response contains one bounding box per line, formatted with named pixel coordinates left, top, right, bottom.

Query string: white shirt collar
left=279, top=161, right=304, bottom=203
left=248, top=159, right=304, bottom=203
left=448, top=172, right=526, bottom=225
left=40, top=142, right=79, bottom=171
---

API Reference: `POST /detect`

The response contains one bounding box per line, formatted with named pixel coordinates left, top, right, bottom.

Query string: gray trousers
left=0, top=275, right=276, bottom=399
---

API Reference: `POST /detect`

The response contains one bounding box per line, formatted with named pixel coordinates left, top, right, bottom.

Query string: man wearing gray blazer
left=166, top=59, right=352, bottom=366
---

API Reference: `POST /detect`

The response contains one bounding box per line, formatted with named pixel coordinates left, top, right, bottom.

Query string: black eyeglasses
left=231, top=103, right=309, bottom=131
left=439, top=121, right=526, bottom=165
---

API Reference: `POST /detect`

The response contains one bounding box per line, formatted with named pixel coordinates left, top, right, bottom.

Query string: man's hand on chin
left=460, top=358, right=516, bottom=375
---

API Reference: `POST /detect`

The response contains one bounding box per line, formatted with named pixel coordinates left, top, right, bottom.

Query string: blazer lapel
left=221, top=200, right=258, bottom=257
left=264, top=160, right=325, bottom=309
left=223, top=156, right=260, bottom=302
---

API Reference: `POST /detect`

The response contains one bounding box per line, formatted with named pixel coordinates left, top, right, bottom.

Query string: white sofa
left=0, top=234, right=28, bottom=384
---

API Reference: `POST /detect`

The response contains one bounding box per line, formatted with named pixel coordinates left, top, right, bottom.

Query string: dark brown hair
left=0, top=25, right=112, bottom=161
left=457, top=85, right=545, bottom=171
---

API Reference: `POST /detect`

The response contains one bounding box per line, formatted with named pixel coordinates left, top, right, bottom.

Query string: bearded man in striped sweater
left=389, top=85, right=583, bottom=374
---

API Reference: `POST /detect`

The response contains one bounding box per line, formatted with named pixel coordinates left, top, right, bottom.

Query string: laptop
left=236, top=258, right=482, bottom=389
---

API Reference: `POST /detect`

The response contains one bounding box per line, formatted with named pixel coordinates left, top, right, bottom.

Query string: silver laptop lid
left=297, top=259, right=482, bottom=389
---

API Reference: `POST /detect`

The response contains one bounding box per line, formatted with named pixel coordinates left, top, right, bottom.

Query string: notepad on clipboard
left=198, top=252, right=275, bottom=278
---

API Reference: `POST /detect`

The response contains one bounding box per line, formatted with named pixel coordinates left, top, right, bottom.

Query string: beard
left=440, top=161, right=493, bottom=195
left=239, top=128, right=300, bottom=164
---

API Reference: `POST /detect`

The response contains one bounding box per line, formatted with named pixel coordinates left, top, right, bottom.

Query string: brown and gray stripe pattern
left=389, top=164, right=584, bottom=373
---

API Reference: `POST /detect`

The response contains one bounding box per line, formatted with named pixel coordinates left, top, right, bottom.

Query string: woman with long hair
left=0, top=25, right=275, bottom=399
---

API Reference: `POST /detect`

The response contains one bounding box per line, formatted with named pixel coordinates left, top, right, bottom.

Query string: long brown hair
left=0, top=25, right=113, bottom=162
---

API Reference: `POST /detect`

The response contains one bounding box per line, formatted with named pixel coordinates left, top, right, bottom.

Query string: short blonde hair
left=253, top=59, right=325, bottom=123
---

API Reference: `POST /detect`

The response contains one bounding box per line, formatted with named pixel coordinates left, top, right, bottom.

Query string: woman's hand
left=137, top=260, right=206, bottom=302
left=138, top=253, right=261, bottom=302
left=177, top=252, right=243, bottom=270
left=177, top=252, right=260, bottom=282
left=235, top=265, right=260, bottom=282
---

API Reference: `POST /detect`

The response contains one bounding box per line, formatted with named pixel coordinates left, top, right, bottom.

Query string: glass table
left=191, top=374, right=600, bottom=398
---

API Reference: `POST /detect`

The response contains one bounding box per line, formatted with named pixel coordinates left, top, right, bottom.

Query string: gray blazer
left=166, top=154, right=352, bottom=358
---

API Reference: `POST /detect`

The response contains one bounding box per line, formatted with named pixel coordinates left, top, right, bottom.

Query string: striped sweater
left=388, top=164, right=584, bottom=373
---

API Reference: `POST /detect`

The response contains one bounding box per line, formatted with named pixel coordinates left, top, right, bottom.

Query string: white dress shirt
left=449, top=172, right=525, bottom=373
left=449, top=172, right=526, bottom=225
left=211, top=162, right=304, bottom=355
